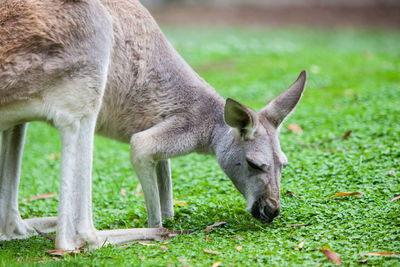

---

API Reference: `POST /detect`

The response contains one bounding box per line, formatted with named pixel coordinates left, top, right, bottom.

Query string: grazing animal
left=0, top=0, right=307, bottom=250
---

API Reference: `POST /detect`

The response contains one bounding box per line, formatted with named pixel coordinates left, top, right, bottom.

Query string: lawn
left=1, top=27, right=399, bottom=266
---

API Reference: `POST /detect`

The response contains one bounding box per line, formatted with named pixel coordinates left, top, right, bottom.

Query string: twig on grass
left=301, top=130, right=352, bottom=149
left=34, top=227, right=55, bottom=241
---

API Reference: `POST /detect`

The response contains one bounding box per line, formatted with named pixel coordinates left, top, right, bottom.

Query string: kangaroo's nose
left=263, top=204, right=280, bottom=220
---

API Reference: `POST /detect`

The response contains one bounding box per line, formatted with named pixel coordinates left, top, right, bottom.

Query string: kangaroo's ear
left=224, top=98, right=258, bottom=139
left=260, top=70, right=307, bottom=128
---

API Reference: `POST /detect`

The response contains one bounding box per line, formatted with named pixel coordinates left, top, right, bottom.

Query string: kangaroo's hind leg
left=0, top=124, right=33, bottom=240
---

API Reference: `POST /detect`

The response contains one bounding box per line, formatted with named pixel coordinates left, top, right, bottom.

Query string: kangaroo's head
left=215, top=70, right=307, bottom=223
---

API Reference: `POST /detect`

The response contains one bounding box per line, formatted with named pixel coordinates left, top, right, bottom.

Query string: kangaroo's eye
left=246, top=158, right=264, bottom=172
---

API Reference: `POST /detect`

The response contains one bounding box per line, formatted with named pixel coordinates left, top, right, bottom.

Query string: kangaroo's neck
left=98, top=0, right=230, bottom=152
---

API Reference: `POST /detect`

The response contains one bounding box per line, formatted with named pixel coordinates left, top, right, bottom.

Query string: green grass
left=1, top=27, right=399, bottom=266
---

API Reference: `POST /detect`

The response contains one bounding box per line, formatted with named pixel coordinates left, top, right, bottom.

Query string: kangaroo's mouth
left=250, top=198, right=279, bottom=224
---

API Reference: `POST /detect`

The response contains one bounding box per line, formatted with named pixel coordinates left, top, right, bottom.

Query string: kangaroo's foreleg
left=156, top=159, right=174, bottom=219
left=130, top=118, right=197, bottom=228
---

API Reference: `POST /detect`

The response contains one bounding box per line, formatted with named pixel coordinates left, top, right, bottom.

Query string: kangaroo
left=0, top=0, right=307, bottom=250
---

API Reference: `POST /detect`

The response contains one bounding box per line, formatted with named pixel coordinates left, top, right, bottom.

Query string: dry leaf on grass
left=139, top=242, right=156, bottom=246
left=34, top=227, right=55, bottom=241
left=358, top=258, right=368, bottom=263
left=318, top=246, right=341, bottom=265
left=236, top=246, right=242, bottom=251
left=205, top=222, right=226, bottom=232
left=302, top=130, right=352, bottom=148
left=390, top=195, right=400, bottom=203
left=206, top=234, right=210, bottom=242
left=138, top=254, right=144, bottom=261
left=173, top=200, right=188, bottom=206
left=343, top=130, right=352, bottom=139
left=20, top=193, right=55, bottom=203
left=212, top=261, right=222, bottom=267
left=298, top=241, right=304, bottom=250
left=204, top=249, right=221, bottom=255
left=387, top=170, right=395, bottom=175
left=120, top=188, right=126, bottom=196
left=231, top=236, right=243, bottom=239
left=330, top=192, right=362, bottom=198
left=288, top=124, right=303, bottom=134
left=178, top=259, right=188, bottom=262
left=136, top=184, right=143, bottom=197
left=364, top=252, right=399, bottom=256
left=43, top=250, right=77, bottom=256
left=47, top=153, right=61, bottom=160
left=160, top=245, right=168, bottom=251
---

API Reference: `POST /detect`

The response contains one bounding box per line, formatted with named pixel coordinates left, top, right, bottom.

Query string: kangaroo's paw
left=55, top=227, right=101, bottom=251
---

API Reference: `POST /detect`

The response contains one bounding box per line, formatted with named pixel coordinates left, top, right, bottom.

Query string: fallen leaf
left=204, top=249, right=221, bottom=255
left=288, top=124, right=303, bottom=134
left=43, top=250, right=76, bottom=256
left=310, top=65, right=320, bottom=74
left=139, top=242, right=156, bottom=246
left=205, top=222, right=227, bottom=232
left=343, top=88, right=354, bottom=95
left=302, top=130, right=353, bottom=148
left=138, top=254, right=144, bottom=261
left=318, top=246, right=341, bottom=265
left=298, top=241, right=304, bottom=250
left=390, top=195, right=400, bottom=203
left=167, top=264, right=172, bottom=267
left=20, top=193, right=55, bottom=203
left=178, top=259, right=188, bottom=262
left=387, top=170, right=395, bottom=175
left=358, top=258, right=368, bottom=263
left=286, top=224, right=308, bottom=227
left=47, top=153, right=61, bottom=160
left=212, top=261, right=222, bottom=267
left=236, top=245, right=242, bottom=251
left=34, top=227, right=55, bottom=241
left=136, top=184, right=143, bottom=197
left=330, top=192, right=362, bottom=198
left=231, top=236, right=243, bottom=239
left=343, top=130, right=352, bottom=139
left=364, top=252, right=399, bottom=256
left=173, top=200, right=188, bottom=206
left=206, top=234, right=210, bottom=242
left=121, top=188, right=126, bottom=196
left=160, top=245, right=168, bottom=251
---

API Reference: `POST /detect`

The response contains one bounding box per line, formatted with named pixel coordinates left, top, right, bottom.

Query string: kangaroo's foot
left=0, top=210, right=34, bottom=241
left=98, top=227, right=177, bottom=245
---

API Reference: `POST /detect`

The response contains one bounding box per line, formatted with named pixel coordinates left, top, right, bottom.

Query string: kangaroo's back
left=0, top=0, right=112, bottom=105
